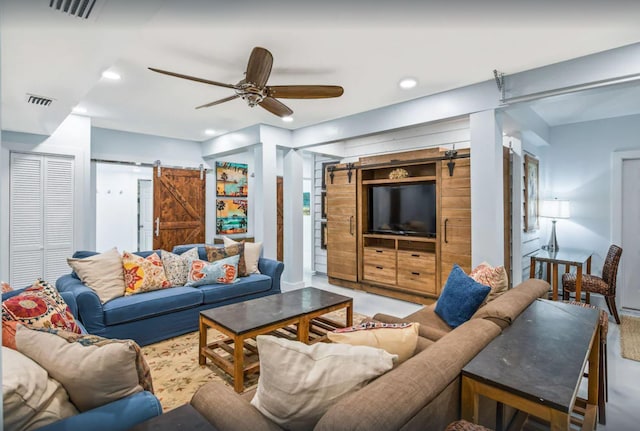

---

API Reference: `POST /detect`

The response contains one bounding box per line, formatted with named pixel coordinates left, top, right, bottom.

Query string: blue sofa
left=56, top=244, right=284, bottom=346
left=1, top=288, right=162, bottom=431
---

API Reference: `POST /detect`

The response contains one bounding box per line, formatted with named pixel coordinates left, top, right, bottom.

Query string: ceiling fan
left=149, top=47, right=344, bottom=118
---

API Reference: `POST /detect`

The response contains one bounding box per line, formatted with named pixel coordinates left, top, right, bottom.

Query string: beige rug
left=142, top=309, right=368, bottom=411
left=620, top=315, right=640, bottom=362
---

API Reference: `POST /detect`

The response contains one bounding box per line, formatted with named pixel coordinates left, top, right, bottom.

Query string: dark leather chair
left=562, top=244, right=622, bottom=324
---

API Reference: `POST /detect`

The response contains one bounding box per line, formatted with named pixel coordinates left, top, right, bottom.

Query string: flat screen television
left=368, top=183, right=436, bottom=237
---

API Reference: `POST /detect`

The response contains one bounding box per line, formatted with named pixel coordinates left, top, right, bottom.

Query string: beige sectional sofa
left=190, top=278, right=550, bottom=431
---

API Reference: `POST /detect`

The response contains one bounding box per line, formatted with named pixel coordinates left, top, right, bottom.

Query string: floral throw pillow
left=2, top=279, right=81, bottom=339
left=122, top=252, right=171, bottom=296
left=185, top=255, right=240, bottom=287
left=161, top=248, right=199, bottom=287
left=206, top=244, right=247, bottom=276
left=469, top=262, right=509, bottom=303
left=1, top=281, right=13, bottom=293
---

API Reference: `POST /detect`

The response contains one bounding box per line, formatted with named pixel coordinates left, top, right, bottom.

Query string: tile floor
left=295, top=274, right=640, bottom=428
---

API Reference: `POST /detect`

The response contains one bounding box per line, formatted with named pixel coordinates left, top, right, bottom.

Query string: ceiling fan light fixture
left=282, top=116, right=293, bottom=123
left=399, top=77, right=417, bottom=89
left=102, top=70, right=121, bottom=81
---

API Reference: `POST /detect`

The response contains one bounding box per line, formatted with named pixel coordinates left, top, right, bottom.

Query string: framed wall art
left=216, top=162, right=248, bottom=197
left=523, top=154, right=539, bottom=232
left=216, top=199, right=248, bottom=234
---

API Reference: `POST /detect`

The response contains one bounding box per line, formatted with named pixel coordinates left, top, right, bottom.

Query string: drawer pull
left=411, top=272, right=420, bottom=276
left=411, top=253, right=420, bottom=257
left=375, top=250, right=383, bottom=253
left=376, top=266, right=383, bottom=270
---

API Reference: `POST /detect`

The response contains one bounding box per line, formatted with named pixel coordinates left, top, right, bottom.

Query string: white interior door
left=622, top=158, right=640, bottom=311
left=138, top=179, right=153, bottom=251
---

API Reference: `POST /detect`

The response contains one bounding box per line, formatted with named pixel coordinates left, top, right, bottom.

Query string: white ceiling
left=2, top=1, right=640, bottom=141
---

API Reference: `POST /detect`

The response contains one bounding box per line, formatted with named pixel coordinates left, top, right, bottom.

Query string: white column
left=282, top=149, right=304, bottom=290
left=253, top=142, right=277, bottom=259
left=470, top=110, right=504, bottom=267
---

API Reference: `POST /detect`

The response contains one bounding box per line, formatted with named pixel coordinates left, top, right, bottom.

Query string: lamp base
left=546, top=219, right=559, bottom=252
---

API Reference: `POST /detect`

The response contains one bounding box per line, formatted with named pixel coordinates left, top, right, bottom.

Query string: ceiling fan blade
left=148, top=67, right=237, bottom=89
left=195, top=94, right=240, bottom=109
left=245, top=47, right=273, bottom=88
left=259, top=97, right=293, bottom=118
left=267, top=85, right=344, bottom=99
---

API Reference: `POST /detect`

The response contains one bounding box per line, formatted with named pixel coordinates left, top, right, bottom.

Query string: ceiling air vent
left=49, top=0, right=98, bottom=19
left=26, top=94, right=54, bottom=107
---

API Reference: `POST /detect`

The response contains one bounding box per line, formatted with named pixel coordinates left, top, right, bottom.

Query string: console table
left=529, top=248, right=593, bottom=301
left=461, top=300, right=600, bottom=431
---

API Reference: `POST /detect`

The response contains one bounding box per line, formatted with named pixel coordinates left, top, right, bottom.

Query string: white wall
left=1, top=115, right=92, bottom=280
left=95, top=163, right=153, bottom=252
left=546, top=113, right=640, bottom=279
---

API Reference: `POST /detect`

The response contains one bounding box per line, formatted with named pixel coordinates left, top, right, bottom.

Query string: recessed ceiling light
left=282, top=116, right=293, bottom=123
left=204, top=129, right=217, bottom=136
left=102, top=70, right=121, bottom=80
left=72, top=106, right=87, bottom=114
left=399, top=78, right=417, bottom=89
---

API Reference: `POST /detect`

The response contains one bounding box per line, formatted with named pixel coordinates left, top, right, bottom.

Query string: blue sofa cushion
left=435, top=264, right=491, bottom=328
left=103, top=286, right=203, bottom=326
left=197, top=274, right=272, bottom=304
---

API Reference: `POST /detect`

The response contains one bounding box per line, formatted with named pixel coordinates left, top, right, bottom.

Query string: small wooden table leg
left=552, top=263, right=559, bottom=301
left=233, top=335, right=245, bottom=393
left=297, top=316, right=310, bottom=343
left=346, top=302, right=353, bottom=326
left=198, top=316, right=207, bottom=365
left=576, top=265, right=583, bottom=303
left=549, top=410, right=570, bottom=431
left=530, top=257, right=536, bottom=279
left=461, top=376, right=479, bottom=424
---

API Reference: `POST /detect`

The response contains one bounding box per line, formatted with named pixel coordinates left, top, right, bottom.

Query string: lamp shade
left=540, top=199, right=570, bottom=219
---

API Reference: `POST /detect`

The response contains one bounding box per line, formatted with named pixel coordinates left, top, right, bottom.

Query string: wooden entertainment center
left=325, top=147, right=471, bottom=305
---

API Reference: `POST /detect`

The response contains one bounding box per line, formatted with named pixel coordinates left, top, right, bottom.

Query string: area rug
left=620, top=315, right=640, bottom=362
left=141, top=309, right=368, bottom=411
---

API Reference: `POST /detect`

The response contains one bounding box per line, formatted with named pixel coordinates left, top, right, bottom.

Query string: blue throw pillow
left=185, top=255, right=240, bottom=287
left=435, top=264, right=491, bottom=328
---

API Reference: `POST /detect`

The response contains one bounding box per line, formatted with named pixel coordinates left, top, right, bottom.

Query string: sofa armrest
left=35, top=391, right=161, bottom=431
left=191, top=382, right=282, bottom=431
left=373, top=312, right=450, bottom=341
left=55, top=274, right=106, bottom=333
left=58, top=291, right=78, bottom=319
left=258, top=258, right=284, bottom=293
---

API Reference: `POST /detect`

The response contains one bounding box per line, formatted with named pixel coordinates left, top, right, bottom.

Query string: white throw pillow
left=67, top=247, right=126, bottom=303
left=250, top=335, right=395, bottom=431
left=161, top=248, right=199, bottom=286
left=15, top=325, right=143, bottom=412
left=2, top=346, right=78, bottom=431
left=222, top=237, right=263, bottom=274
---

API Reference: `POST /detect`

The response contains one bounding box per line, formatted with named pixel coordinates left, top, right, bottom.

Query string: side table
left=128, top=404, right=218, bottom=431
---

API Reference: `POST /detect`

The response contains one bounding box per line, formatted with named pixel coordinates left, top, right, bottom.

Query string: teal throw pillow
left=435, top=264, right=491, bottom=328
left=185, top=255, right=240, bottom=287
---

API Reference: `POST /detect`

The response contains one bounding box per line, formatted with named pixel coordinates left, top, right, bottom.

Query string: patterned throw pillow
left=328, top=322, right=419, bottom=363
left=161, top=248, right=199, bottom=286
left=2, top=279, right=81, bottom=339
left=223, top=236, right=263, bottom=274
left=1, top=281, right=13, bottom=293
left=206, top=244, right=247, bottom=276
left=469, top=262, right=509, bottom=303
left=122, top=252, right=171, bottom=296
left=185, top=255, right=240, bottom=287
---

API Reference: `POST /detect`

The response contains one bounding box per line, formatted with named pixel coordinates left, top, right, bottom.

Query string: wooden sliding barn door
left=153, top=167, right=205, bottom=251
left=327, top=166, right=358, bottom=282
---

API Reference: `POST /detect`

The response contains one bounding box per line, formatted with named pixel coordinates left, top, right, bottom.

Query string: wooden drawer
left=364, top=264, right=396, bottom=285
left=364, top=247, right=396, bottom=267
left=397, top=269, right=437, bottom=295
left=397, top=250, right=435, bottom=272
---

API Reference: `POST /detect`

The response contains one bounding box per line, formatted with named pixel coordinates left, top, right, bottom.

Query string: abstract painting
left=216, top=162, right=248, bottom=197
left=216, top=199, right=248, bottom=234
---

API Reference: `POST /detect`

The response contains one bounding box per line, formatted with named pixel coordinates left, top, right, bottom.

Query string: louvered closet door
left=10, top=153, right=74, bottom=287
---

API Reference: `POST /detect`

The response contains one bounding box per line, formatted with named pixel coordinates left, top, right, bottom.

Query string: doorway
left=622, top=157, right=640, bottom=311
left=138, top=179, right=153, bottom=251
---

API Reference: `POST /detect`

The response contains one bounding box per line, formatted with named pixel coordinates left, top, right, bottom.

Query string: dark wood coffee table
left=199, top=287, right=353, bottom=392
left=461, top=299, right=600, bottom=431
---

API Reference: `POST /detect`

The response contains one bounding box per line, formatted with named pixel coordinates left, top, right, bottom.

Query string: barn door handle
left=155, top=218, right=160, bottom=237
left=444, top=218, right=449, bottom=243
left=349, top=216, right=354, bottom=236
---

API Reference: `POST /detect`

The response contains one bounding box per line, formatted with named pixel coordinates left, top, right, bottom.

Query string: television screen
left=368, top=183, right=436, bottom=237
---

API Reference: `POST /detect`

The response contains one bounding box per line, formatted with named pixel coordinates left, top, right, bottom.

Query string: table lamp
left=540, top=198, right=570, bottom=251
